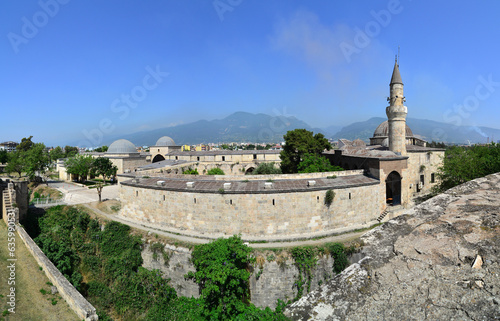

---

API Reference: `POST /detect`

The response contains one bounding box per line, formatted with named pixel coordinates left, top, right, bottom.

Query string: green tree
left=280, top=129, right=332, bottom=173
left=435, top=143, right=500, bottom=192
left=49, top=146, right=65, bottom=161
left=186, top=235, right=254, bottom=320
left=17, top=136, right=34, bottom=151
left=24, top=143, right=50, bottom=181
left=5, top=150, right=25, bottom=177
left=94, top=146, right=108, bottom=152
left=297, top=153, right=343, bottom=173
left=251, top=162, right=282, bottom=175
left=65, top=155, right=94, bottom=182
left=206, top=168, right=225, bottom=175
left=64, top=146, right=79, bottom=158
left=90, top=157, right=118, bottom=202
left=91, top=157, right=118, bottom=181
left=0, top=150, right=7, bottom=164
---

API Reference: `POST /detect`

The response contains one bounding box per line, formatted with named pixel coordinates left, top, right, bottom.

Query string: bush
left=186, top=235, right=254, bottom=319
left=182, top=167, right=199, bottom=175
left=207, top=168, right=225, bottom=175
left=327, top=243, right=350, bottom=274
left=324, top=189, right=335, bottom=207
left=251, top=163, right=282, bottom=175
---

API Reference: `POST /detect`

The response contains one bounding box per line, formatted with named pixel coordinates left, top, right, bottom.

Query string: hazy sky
left=2, top=1, right=500, bottom=147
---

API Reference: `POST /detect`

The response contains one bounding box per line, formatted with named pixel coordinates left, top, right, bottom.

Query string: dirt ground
left=0, top=221, right=80, bottom=321
left=30, top=185, right=63, bottom=201
left=88, top=199, right=122, bottom=214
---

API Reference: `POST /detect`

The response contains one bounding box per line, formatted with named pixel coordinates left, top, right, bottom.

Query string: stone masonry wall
left=16, top=225, right=98, bottom=321
left=141, top=243, right=335, bottom=309
left=119, top=182, right=382, bottom=240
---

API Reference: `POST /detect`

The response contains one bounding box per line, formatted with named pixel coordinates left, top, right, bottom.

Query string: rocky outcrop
left=285, top=173, right=500, bottom=320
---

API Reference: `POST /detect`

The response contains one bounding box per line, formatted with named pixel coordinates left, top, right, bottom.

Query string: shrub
left=326, top=242, right=350, bottom=274
left=251, top=163, right=282, bottom=175
left=182, top=167, right=199, bottom=175
left=325, top=189, right=335, bottom=207
left=207, top=168, right=225, bottom=175
left=186, top=235, right=254, bottom=319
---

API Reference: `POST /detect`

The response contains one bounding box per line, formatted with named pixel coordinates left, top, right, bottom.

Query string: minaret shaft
left=386, top=62, right=407, bottom=156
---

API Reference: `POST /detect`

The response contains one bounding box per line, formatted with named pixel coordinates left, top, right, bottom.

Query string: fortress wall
left=119, top=182, right=381, bottom=240
left=141, top=242, right=334, bottom=309
left=16, top=225, right=98, bottom=321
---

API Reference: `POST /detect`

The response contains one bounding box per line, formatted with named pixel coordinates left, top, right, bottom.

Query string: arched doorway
left=152, top=154, right=165, bottom=163
left=245, top=167, right=255, bottom=175
left=386, top=171, right=401, bottom=205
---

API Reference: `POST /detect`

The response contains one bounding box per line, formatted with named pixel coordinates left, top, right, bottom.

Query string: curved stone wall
left=118, top=173, right=384, bottom=241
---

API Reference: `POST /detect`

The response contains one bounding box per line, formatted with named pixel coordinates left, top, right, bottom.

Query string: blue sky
left=2, top=0, right=500, bottom=147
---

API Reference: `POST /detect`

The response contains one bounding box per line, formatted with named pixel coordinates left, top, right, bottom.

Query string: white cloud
left=270, top=10, right=354, bottom=81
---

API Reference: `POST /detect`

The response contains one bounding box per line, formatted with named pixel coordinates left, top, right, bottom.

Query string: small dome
left=107, top=139, right=137, bottom=154
left=373, top=121, right=413, bottom=138
left=155, top=136, right=176, bottom=146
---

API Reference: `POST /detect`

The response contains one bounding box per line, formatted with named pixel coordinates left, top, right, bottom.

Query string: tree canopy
left=49, top=146, right=65, bottom=161
left=64, top=146, right=79, bottom=158
left=435, top=143, right=500, bottom=192
left=65, top=155, right=95, bottom=182
left=206, top=168, right=225, bottom=175
left=0, top=150, right=7, bottom=164
left=4, top=137, right=50, bottom=180
left=280, top=129, right=332, bottom=174
left=297, top=153, right=343, bottom=173
left=250, top=162, right=282, bottom=175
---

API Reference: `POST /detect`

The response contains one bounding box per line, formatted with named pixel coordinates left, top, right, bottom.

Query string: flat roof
left=121, top=174, right=379, bottom=194
left=166, top=150, right=281, bottom=156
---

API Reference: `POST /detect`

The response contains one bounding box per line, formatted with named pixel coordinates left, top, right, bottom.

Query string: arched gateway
left=152, top=154, right=165, bottom=163
left=386, top=171, right=401, bottom=205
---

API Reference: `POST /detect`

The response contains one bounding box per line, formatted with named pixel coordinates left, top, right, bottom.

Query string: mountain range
left=108, top=112, right=325, bottom=146
left=103, top=112, right=500, bottom=146
left=333, top=117, right=500, bottom=144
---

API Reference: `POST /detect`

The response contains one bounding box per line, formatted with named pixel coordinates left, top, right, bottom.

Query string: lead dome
left=107, top=139, right=137, bottom=154
left=373, top=120, right=413, bottom=138
left=155, top=136, right=176, bottom=146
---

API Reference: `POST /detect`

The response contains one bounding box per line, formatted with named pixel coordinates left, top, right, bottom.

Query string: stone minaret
left=386, top=59, right=407, bottom=155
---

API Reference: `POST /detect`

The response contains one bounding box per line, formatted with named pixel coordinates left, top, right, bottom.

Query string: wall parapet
left=120, top=173, right=377, bottom=195
left=16, top=225, right=98, bottom=321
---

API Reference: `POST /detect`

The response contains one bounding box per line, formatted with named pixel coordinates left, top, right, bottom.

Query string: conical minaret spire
left=386, top=58, right=408, bottom=156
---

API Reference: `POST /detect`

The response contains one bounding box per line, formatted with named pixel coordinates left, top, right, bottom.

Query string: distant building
left=0, top=141, right=18, bottom=152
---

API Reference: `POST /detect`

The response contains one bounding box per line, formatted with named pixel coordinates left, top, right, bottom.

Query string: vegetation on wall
left=30, top=206, right=289, bottom=320
left=206, top=167, right=225, bottom=175
left=250, top=162, right=282, bottom=175
left=324, top=189, right=335, bottom=207
left=182, top=167, right=199, bottom=175
left=326, top=243, right=350, bottom=274
left=186, top=235, right=288, bottom=320
left=290, top=246, right=318, bottom=300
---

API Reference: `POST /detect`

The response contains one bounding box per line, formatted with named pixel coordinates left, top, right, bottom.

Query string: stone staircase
left=377, top=205, right=406, bottom=223
left=377, top=208, right=389, bottom=222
